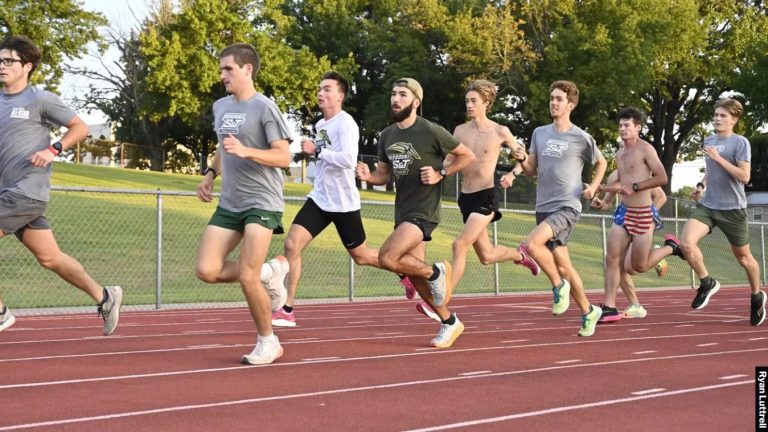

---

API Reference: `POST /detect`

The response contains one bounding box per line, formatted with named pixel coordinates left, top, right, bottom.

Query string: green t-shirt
left=377, top=117, right=460, bottom=224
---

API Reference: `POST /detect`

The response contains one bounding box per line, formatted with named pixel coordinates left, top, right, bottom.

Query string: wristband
left=696, top=182, right=705, bottom=190
left=315, top=146, right=322, bottom=158
left=510, top=171, right=518, bottom=178
left=517, top=154, right=527, bottom=163
left=48, top=141, right=63, bottom=156
left=204, top=167, right=218, bottom=179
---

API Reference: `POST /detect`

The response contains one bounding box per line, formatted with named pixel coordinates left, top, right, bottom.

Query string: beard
left=391, top=101, right=415, bottom=122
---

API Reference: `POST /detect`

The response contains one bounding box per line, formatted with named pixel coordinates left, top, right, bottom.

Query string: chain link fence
left=1, top=186, right=765, bottom=314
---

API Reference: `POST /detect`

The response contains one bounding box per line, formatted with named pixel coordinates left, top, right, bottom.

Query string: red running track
left=0, top=286, right=765, bottom=431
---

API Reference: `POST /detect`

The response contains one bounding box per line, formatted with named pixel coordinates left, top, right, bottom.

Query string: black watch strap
left=204, top=167, right=218, bottom=178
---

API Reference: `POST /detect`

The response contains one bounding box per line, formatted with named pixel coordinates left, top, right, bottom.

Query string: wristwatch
left=204, top=167, right=218, bottom=179
left=439, top=168, right=448, bottom=178
left=632, top=182, right=640, bottom=192
left=49, top=141, right=63, bottom=155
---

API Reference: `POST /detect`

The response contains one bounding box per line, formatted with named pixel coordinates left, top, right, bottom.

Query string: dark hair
left=616, top=107, right=645, bottom=126
left=0, top=35, right=42, bottom=78
left=321, top=71, right=349, bottom=97
left=220, top=43, right=260, bottom=76
left=549, top=80, right=579, bottom=106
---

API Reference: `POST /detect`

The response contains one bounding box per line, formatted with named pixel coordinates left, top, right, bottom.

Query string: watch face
left=53, top=142, right=63, bottom=152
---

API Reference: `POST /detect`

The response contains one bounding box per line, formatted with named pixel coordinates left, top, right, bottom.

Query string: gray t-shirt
left=0, top=86, right=76, bottom=202
left=699, top=134, right=750, bottom=210
left=213, top=93, right=293, bottom=212
left=530, top=124, right=602, bottom=213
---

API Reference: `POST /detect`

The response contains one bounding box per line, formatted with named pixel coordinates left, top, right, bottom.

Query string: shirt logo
left=218, top=113, right=246, bottom=135
left=315, top=129, right=331, bottom=151
left=10, top=107, right=30, bottom=119
left=387, top=142, right=421, bottom=177
left=541, top=139, right=569, bottom=158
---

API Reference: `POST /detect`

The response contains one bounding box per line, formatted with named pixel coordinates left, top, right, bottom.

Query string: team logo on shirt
left=315, top=129, right=331, bottom=151
left=387, top=142, right=421, bottom=177
left=10, top=107, right=30, bottom=119
left=542, top=139, right=569, bottom=158
left=218, top=113, right=246, bottom=135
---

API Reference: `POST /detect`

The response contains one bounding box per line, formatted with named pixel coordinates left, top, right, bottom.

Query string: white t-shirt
left=307, top=110, right=361, bottom=212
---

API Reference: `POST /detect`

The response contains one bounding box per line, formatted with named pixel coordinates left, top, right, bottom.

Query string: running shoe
left=663, top=234, right=685, bottom=260
left=598, top=304, right=622, bottom=323
left=428, top=261, right=452, bottom=307
left=552, top=279, right=571, bottom=315
left=400, top=275, right=417, bottom=300
left=271, top=308, right=297, bottom=327
left=242, top=334, right=284, bottom=365
left=416, top=301, right=441, bottom=322
left=578, top=305, right=603, bottom=337
left=98, top=285, right=123, bottom=336
left=516, top=244, right=540, bottom=276
left=691, top=277, right=720, bottom=310
left=750, top=290, right=766, bottom=326
left=0, top=307, right=16, bottom=332
left=264, top=256, right=289, bottom=312
left=623, top=304, right=648, bottom=318
left=431, top=314, right=464, bottom=348
left=655, top=258, right=668, bottom=278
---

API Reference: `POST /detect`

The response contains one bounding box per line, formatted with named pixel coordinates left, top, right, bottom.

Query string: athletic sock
left=441, top=313, right=456, bottom=325
left=554, top=280, right=565, bottom=290
left=283, top=305, right=293, bottom=313
left=0, top=306, right=6, bottom=314
left=700, top=276, right=712, bottom=287
left=428, top=264, right=440, bottom=281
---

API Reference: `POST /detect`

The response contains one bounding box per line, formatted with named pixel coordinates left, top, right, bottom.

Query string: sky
left=61, top=0, right=150, bottom=123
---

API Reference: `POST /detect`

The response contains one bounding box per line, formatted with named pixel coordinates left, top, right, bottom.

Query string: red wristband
left=48, top=145, right=60, bottom=156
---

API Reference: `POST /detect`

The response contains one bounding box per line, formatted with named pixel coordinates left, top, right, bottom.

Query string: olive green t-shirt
left=377, top=117, right=460, bottom=225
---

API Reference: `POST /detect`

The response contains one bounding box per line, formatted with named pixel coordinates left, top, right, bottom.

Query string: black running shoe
left=598, top=305, right=622, bottom=323
left=691, top=278, right=720, bottom=309
left=751, top=291, right=766, bottom=326
left=663, top=234, right=685, bottom=260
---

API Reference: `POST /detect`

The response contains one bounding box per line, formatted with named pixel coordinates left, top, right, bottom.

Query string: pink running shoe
left=416, top=301, right=441, bottom=322
left=400, top=276, right=417, bottom=300
left=517, top=244, right=541, bottom=276
left=271, top=308, right=296, bottom=327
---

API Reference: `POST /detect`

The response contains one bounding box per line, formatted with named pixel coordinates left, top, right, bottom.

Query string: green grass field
left=0, top=163, right=763, bottom=310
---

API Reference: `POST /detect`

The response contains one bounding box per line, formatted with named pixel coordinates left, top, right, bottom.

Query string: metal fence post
left=349, top=256, right=355, bottom=302
left=155, top=190, right=163, bottom=309
left=600, top=217, right=607, bottom=271
left=493, top=221, right=500, bottom=295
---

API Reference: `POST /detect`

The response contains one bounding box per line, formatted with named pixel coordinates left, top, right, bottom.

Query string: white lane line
left=403, top=381, right=750, bottom=432
left=720, top=374, right=747, bottom=380
left=748, top=337, right=767, bottom=341
left=194, top=319, right=222, bottom=322
left=631, top=388, right=666, bottom=395
left=182, top=330, right=217, bottom=334
left=555, top=359, right=581, bottom=364
left=376, top=332, right=405, bottom=336
left=302, top=357, right=340, bottom=362
left=2, top=345, right=765, bottom=392
left=513, top=323, right=534, bottom=326
left=348, top=321, right=375, bottom=324
left=458, top=371, right=492, bottom=376
left=675, top=324, right=694, bottom=328
left=500, top=340, right=528, bottom=344
left=628, top=328, right=649, bottom=332
left=332, top=312, right=356, bottom=315
left=632, top=351, right=657, bottom=355
left=185, top=345, right=223, bottom=349
left=697, top=343, right=719, bottom=347
left=287, top=338, right=319, bottom=342
left=0, top=377, right=748, bottom=432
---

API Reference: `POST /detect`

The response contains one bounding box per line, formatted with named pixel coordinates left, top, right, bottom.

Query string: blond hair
left=714, top=98, right=744, bottom=119
left=465, top=79, right=497, bottom=107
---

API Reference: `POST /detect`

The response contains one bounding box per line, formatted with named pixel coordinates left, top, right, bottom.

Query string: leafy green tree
left=511, top=0, right=768, bottom=193
left=0, top=0, right=106, bottom=89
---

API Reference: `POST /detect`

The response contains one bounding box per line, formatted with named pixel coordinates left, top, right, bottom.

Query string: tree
left=510, top=0, right=768, bottom=193
left=0, top=0, right=106, bottom=89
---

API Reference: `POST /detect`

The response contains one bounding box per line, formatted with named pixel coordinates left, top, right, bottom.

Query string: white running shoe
left=264, top=256, right=289, bottom=312
left=431, top=314, right=464, bottom=348
left=242, top=334, right=284, bottom=365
